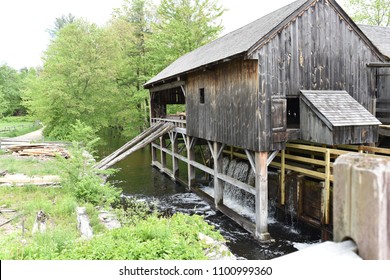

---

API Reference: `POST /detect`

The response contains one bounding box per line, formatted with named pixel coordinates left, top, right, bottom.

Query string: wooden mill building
left=144, top=0, right=390, bottom=241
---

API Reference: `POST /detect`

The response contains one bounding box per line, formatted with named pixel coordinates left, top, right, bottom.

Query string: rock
left=98, top=210, right=121, bottom=230
left=198, top=232, right=236, bottom=260
left=32, top=210, right=48, bottom=234
left=76, top=207, right=93, bottom=240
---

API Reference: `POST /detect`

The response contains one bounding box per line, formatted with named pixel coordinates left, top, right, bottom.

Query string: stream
left=97, top=131, right=320, bottom=260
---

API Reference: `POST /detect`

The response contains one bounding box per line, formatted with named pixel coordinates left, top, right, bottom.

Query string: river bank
left=0, top=131, right=231, bottom=260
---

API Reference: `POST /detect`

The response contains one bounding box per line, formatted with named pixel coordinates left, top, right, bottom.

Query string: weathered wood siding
left=377, top=68, right=390, bottom=124
left=186, top=59, right=259, bottom=150
left=253, top=0, right=381, bottom=149
left=300, top=99, right=379, bottom=145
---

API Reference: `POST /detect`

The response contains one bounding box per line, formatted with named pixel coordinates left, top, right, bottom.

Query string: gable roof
left=145, top=0, right=308, bottom=87
left=144, top=0, right=386, bottom=88
left=300, top=90, right=381, bottom=129
left=358, top=24, right=390, bottom=59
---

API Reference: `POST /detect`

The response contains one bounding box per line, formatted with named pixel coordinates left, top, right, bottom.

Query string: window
left=287, top=97, right=300, bottom=128
left=199, top=88, right=205, bottom=104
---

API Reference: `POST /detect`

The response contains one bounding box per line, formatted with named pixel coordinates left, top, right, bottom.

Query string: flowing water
left=97, top=131, right=320, bottom=260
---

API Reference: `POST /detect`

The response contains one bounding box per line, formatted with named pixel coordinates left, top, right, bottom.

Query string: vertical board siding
left=186, top=59, right=258, bottom=151
left=255, top=0, right=380, bottom=108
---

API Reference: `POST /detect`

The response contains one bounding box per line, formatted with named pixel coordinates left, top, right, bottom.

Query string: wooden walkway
left=95, top=122, right=175, bottom=170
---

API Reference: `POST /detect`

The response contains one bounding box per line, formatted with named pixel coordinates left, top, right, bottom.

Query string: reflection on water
left=96, top=133, right=320, bottom=260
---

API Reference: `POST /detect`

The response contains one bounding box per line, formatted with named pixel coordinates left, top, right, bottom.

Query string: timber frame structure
left=144, top=0, right=390, bottom=241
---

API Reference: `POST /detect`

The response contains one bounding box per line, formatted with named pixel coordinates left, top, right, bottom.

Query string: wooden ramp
left=95, top=122, right=175, bottom=170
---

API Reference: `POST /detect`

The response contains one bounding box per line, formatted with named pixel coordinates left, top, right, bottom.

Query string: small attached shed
left=300, top=90, right=381, bottom=145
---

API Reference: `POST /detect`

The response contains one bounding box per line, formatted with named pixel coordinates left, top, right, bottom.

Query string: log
left=98, top=123, right=175, bottom=170
left=94, top=122, right=165, bottom=169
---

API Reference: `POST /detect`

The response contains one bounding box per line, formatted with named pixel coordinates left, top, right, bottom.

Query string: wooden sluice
left=95, top=122, right=174, bottom=170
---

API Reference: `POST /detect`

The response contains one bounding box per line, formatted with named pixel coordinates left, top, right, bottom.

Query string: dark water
left=97, top=131, right=320, bottom=260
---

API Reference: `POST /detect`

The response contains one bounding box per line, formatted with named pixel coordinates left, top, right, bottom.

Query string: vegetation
left=342, top=0, right=390, bottom=26
left=0, top=116, right=41, bottom=138
left=0, top=0, right=226, bottom=260
left=19, top=0, right=224, bottom=140
left=0, top=143, right=224, bottom=260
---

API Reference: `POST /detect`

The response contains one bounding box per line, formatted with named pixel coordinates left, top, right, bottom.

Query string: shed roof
left=145, top=0, right=308, bottom=87
left=359, top=24, right=390, bottom=59
left=300, top=90, right=381, bottom=129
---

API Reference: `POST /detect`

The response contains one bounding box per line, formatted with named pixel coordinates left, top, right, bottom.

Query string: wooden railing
left=223, top=142, right=390, bottom=225
left=151, top=117, right=186, bottom=128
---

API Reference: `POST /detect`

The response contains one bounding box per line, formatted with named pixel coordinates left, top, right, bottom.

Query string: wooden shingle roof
left=300, top=90, right=381, bottom=129
left=359, top=24, right=390, bottom=60
left=144, top=0, right=308, bottom=87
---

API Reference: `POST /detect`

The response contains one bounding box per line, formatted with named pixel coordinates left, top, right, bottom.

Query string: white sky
left=0, top=0, right=301, bottom=70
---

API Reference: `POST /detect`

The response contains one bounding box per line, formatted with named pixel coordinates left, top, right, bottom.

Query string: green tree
left=0, top=64, right=27, bottom=116
left=47, top=13, right=77, bottom=38
left=109, top=0, right=155, bottom=135
left=149, top=0, right=224, bottom=73
left=343, top=0, right=390, bottom=26
left=28, top=20, right=121, bottom=139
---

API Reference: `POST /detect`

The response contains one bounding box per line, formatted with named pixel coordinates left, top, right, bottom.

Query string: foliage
left=58, top=213, right=223, bottom=260
left=47, top=13, right=77, bottom=38
left=27, top=20, right=121, bottom=140
left=343, top=0, right=390, bottom=26
left=0, top=116, right=41, bottom=138
left=0, top=64, right=28, bottom=117
left=65, top=120, right=100, bottom=150
left=56, top=144, right=121, bottom=206
left=148, top=0, right=224, bottom=74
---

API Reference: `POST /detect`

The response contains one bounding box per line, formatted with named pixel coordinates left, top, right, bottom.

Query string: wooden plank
left=217, top=173, right=255, bottom=195
left=270, top=162, right=327, bottom=180
left=95, top=122, right=164, bottom=169
left=99, top=123, right=174, bottom=170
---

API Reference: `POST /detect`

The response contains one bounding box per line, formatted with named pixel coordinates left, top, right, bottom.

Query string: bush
left=59, top=213, right=224, bottom=260
left=57, top=143, right=120, bottom=207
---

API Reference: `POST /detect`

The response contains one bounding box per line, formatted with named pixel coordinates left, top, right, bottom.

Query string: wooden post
left=324, top=149, right=331, bottom=224
left=213, top=142, right=224, bottom=208
left=281, top=149, right=286, bottom=205
left=151, top=142, right=157, bottom=165
left=170, top=132, right=179, bottom=180
left=255, top=151, right=271, bottom=241
left=187, top=136, right=196, bottom=189
left=160, top=136, right=166, bottom=172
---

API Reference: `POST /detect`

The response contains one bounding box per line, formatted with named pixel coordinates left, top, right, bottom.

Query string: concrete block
left=333, top=153, right=390, bottom=260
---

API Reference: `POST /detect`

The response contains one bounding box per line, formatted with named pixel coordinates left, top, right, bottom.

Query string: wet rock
left=199, top=232, right=236, bottom=260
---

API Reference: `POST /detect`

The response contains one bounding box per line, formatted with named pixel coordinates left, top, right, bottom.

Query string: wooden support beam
left=324, top=149, right=331, bottom=224
left=187, top=136, right=196, bottom=189
left=255, top=151, right=271, bottom=241
left=160, top=136, right=166, bottom=172
left=213, top=142, right=224, bottom=208
left=280, top=149, right=286, bottom=205
left=169, top=131, right=179, bottom=180
left=267, top=150, right=279, bottom=166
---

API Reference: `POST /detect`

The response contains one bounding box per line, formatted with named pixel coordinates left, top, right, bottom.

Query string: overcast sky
left=0, top=0, right=302, bottom=70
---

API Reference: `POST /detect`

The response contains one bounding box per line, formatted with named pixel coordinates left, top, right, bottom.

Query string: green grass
left=0, top=145, right=225, bottom=260
left=0, top=156, right=59, bottom=176
left=0, top=116, right=42, bottom=138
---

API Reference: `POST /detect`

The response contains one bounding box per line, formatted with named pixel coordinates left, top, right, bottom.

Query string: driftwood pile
left=5, top=143, right=70, bottom=159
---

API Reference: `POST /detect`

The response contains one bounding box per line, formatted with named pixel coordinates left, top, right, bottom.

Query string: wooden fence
left=223, top=141, right=390, bottom=225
